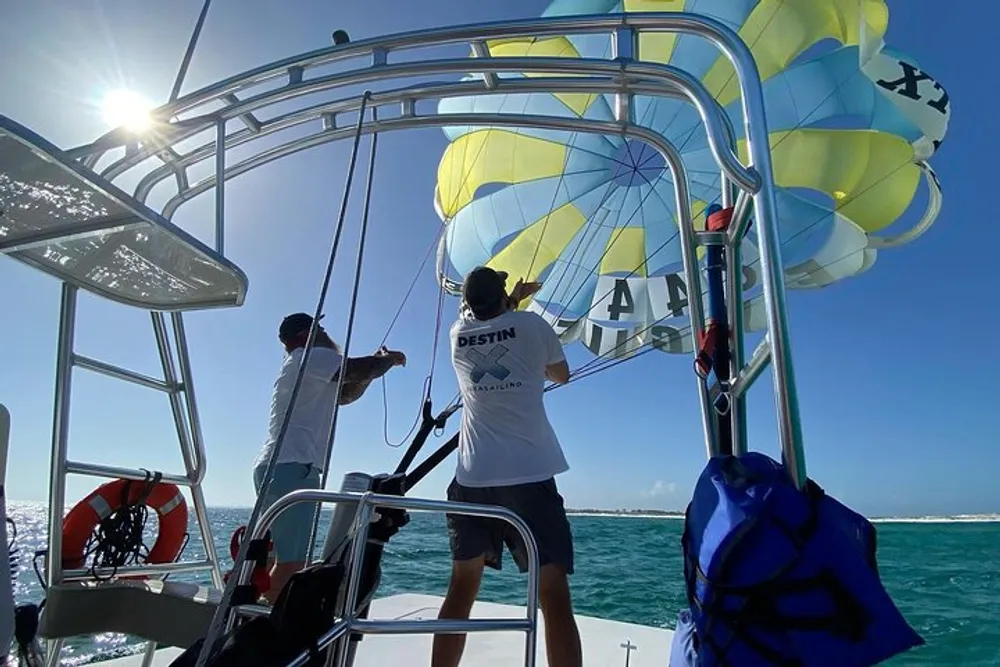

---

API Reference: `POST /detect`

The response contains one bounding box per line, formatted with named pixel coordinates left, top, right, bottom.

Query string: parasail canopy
left=435, top=0, right=951, bottom=360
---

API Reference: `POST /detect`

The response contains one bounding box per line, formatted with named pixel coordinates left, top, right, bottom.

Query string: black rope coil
left=7, top=517, right=18, bottom=582
left=82, top=471, right=161, bottom=581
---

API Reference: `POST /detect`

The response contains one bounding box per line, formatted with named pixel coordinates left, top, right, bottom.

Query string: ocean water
left=7, top=502, right=999, bottom=666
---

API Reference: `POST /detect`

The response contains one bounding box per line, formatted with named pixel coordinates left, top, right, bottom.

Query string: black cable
left=31, top=551, right=46, bottom=591
left=7, top=517, right=18, bottom=583
left=381, top=375, right=430, bottom=448
left=196, top=92, right=376, bottom=667
left=379, top=225, right=445, bottom=348
left=82, top=474, right=161, bottom=581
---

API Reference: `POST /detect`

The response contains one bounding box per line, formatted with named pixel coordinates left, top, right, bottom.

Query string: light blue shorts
left=253, top=462, right=321, bottom=563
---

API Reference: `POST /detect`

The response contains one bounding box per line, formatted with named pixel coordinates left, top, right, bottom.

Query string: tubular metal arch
left=62, top=14, right=805, bottom=483
left=1, top=12, right=830, bottom=666
left=84, top=57, right=753, bottom=214
left=4, top=10, right=808, bottom=483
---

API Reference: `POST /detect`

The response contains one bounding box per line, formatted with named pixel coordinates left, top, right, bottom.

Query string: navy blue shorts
left=446, top=477, right=574, bottom=575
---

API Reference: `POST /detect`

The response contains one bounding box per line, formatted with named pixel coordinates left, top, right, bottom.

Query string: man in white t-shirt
left=253, top=312, right=405, bottom=603
left=432, top=267, right=582, bottom=667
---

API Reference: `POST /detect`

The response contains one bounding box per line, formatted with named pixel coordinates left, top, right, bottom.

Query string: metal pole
left=331, top=497, right=375, bottom=667
left=0, top=404, right=13, bottom=665
left=44, top=283, right=77, bottom=667
left=151, top=313, right=199, bottom=477
left=715, top=28, right=808, bottom=486
left=45, top=284, right=76, bottom=587
left=169, top=0, right=213, bottom=103
left=306, top=107, right=380, bottom=565
left=192, top=92, right=374, bottom=667
left=214, top=118, right=226, bottom=255
left=251, top=491, right=540, bottom=667
left=171, top=312, right=225, bottom=588
left=725, top=238, right=748, bottom=456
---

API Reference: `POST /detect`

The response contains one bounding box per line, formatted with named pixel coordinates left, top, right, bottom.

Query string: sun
left=101, top=89, right=154, bottom=132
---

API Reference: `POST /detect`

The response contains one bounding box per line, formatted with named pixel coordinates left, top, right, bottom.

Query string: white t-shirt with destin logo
left=450, top=310, right=569, bottom=488
left=255, top=346, right=343, bottom=472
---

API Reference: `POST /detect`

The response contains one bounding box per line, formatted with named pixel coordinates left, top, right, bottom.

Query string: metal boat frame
left=0, top=11, right=811, bottom=667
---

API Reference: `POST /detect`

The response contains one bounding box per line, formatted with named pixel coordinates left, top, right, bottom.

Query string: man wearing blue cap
left=253, top=312, right=406, bottom=603
left=432, top=267, right=582, bottom=667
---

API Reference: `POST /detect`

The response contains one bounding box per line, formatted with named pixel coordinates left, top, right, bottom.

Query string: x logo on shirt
left=467, top=345, right=511, bottom=383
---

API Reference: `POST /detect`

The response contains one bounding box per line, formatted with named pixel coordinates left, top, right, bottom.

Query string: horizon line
left=7, top=499, right=999, bottom=522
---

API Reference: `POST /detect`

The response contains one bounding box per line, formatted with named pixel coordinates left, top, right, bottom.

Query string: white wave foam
left=567, top=510, right=1000, bottom=523
left=870, top=513, right=1000, bottom=524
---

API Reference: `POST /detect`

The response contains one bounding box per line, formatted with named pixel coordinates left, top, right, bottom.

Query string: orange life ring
left=62, top=478, right=189, bottom=573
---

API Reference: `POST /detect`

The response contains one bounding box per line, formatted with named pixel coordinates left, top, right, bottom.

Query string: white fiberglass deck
left=94, top=593, right=675, bottom=666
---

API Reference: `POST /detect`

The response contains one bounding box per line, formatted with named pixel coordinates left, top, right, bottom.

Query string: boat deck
left=96, top=593, right=675, bottom=666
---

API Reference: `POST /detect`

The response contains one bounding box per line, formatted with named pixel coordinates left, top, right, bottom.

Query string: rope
left=379, top=225, right=445, bottom=348
left=193, top=92, right=375, bottom=667
left=562, top=149, right=922, bottom=384
left=31, top=551, right=45, bottom=592
left=378, top=105, right=506, bottom=447
left=381, top=376, right=429, bottom=448
left=439, top=160, right=920, bottom=423
left=82, top=472, right=162, bottom=581
left=168, top=0, right=214, bottom=103
left=7, top=518, right=18, bottom=583
left=381, top=261, right=449, bottom=448
left=305, top=105, right=382, bottom=563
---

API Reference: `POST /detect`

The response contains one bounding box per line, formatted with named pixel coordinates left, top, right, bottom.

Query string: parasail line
left=545, top=171, right=665, bottom=324
left=565, top=70, right=919, bottom=364
left=381, top=374, right=432, bottom=448
left=387, top=117, right=508, bottom=448
left=671, top=40, right=878, bottom=184
left=565, top=151, right=920, bottom=376
left=534, top=177, right=620, bottom=310
left=524, top=128, right=578, bottom=282
left=547, top=178, right=679, bottom=328
left=657, top=0, right=785, bottom=150
left=380, top=223, right=446, bottom=347
left=306, top=106, right=383, bottom=564
left=192, top=91, right=374, bottom=667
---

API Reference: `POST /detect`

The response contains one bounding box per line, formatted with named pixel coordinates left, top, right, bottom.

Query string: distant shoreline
left=8, top=501, right=999, bottom=523
left=564, top=509, right=1000, bottom=524
left=567, top=509, right=684, bottom=519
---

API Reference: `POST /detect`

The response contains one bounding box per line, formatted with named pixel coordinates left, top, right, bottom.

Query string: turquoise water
left=8, top=502, right=1000, bottom=665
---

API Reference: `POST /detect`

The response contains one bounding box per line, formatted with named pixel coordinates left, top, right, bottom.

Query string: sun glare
left=101, top=89, right=154, bottom=132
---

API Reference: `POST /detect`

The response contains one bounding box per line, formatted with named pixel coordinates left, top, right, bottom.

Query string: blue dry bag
left=669, top=452, right=923, bottom=667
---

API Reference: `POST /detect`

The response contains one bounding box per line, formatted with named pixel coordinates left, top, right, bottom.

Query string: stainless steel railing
left=235, top=490, right=541, bottom=667
left=42, top=285, right=224, bottom=667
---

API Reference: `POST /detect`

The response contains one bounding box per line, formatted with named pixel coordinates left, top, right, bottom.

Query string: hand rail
left=242, top=490, right=540, bottom=667
left=0, top=404, right=10, bottom=488
left=63, top=461, right=191, bottom=487
left=57, top=10, right=806, bottom=482
left=61, top=559, right=217, bottom=582
left=104, top=57, right=754, bottom=200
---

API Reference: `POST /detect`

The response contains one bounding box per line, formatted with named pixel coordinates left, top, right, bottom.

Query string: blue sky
left=0, top=0, right=996, bottom=517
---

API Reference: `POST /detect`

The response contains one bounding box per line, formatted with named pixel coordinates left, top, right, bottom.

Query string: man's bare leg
left=431, top=557, right=485, bottom=667
left=264, top=560, right=304, bottom=605
left=538, top=563, right=583, bottom=667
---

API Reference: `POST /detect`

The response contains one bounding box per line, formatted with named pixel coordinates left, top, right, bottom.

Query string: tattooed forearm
left=332, top=355, right=395, bottom=385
